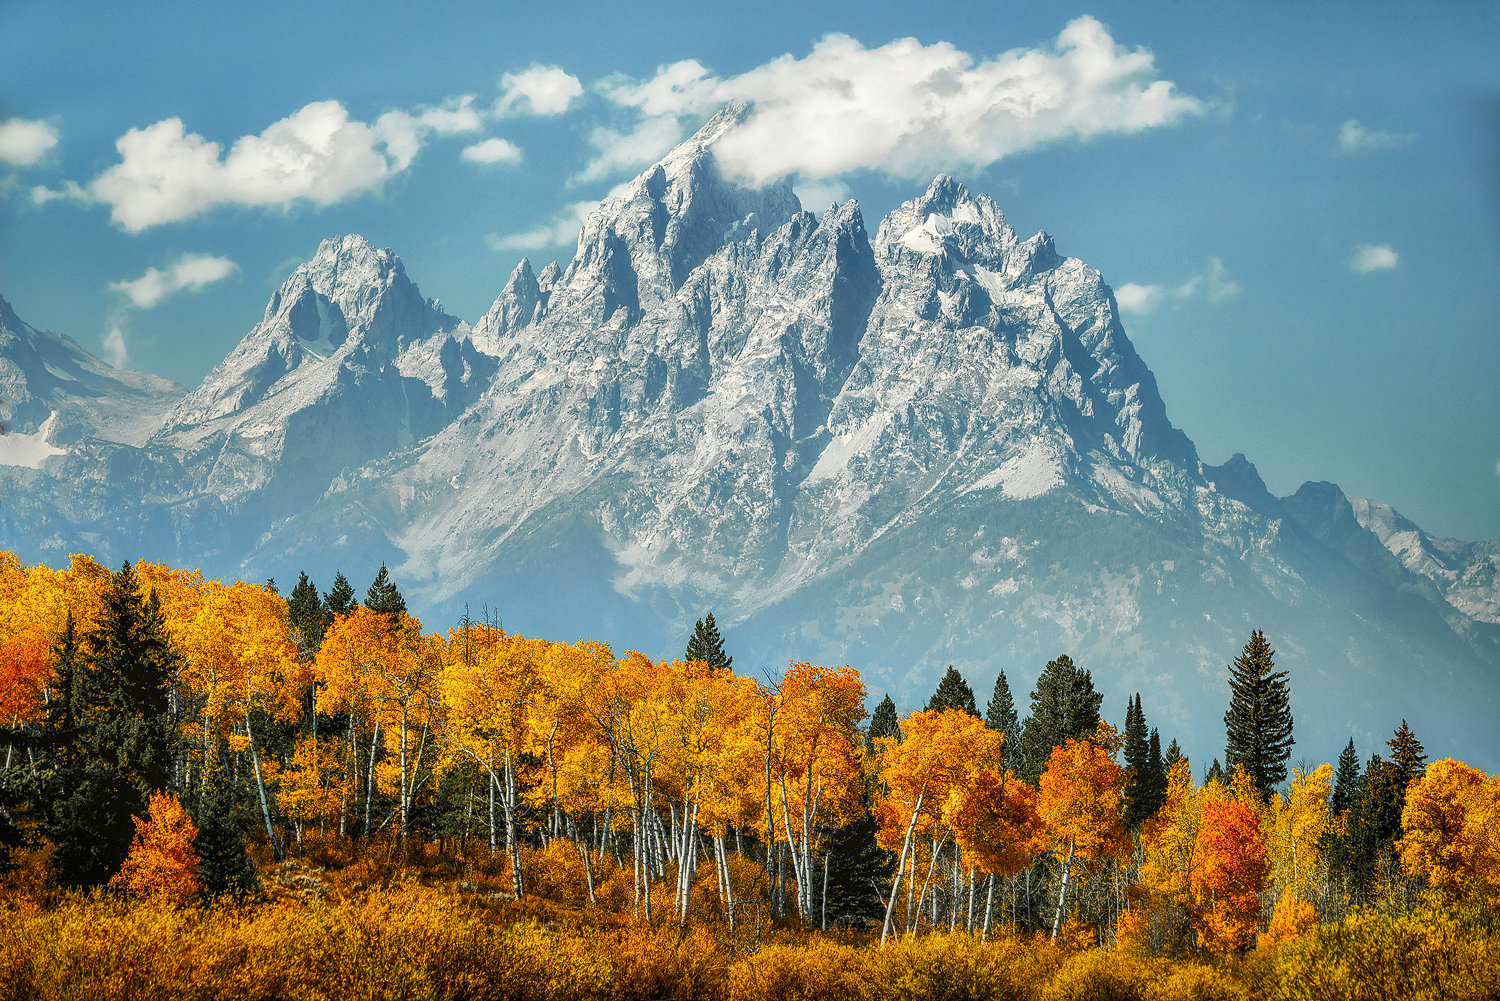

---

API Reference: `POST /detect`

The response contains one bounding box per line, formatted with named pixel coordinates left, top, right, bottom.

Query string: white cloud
left=461, top=137, right=523, bottom=165
left=1349, top=244, right=1398, bottom=273
left=30, top=180, right=88, bottom=205
left=85, top=97, right=479, bottom=231
left=588, top=17, right=1203, bottom=184
left=794, top=177, right=852, bottom=212
left=1339, top=119, right=1415, bottom=153
left=486, top=200, right=597, bottom=252
left=1115, top=257, right=1238, bottom=315
left=577, top=115, right=687, bottom=183
left=0, top=118, right=60, bottom=166
left=102, top=326, right=128, bottom=368
left=496, top=64, right=584, bottom=116
left=109, top=253, right=238, bottom=309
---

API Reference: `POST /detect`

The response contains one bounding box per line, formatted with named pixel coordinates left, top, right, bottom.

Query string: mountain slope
left=2, top=111, right=1496, bottom=769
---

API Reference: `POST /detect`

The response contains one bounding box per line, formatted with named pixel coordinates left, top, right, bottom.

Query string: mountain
left=2, top=109, right=1497, bottom=769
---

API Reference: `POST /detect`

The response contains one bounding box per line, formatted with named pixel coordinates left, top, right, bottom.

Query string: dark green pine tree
left=684, top=612, right=733, bottom=671
left=1204, top=758, right=1226, bottom=785
left=1144, top=729, right=1167, bottom=816
left=366, top=564, right=407, bottom=617
left=1019, top=654, right=1102, bottom=785
left=287, top=571, right=328, bottom=658
left=866, top=695, right=900, bottom=753
left=1162, top=738, right=1187, bottom=781
left=821, top=811, right=894, bottom=927
left=1331, top=738, right=1361, bottom=815
left=323, top=572, right=357, bottom=620
left=1122, top=695, right=1153, bottom=828
left=1222, top=629, right=1294, bottom=797
left=926, top=666, right=978, bottom=716
left=984, top=670, right=1024, bottom=776
left=191, top=764, right=259, bottom=901
left=44, top=563, right=180, bottom=888
left=1386, top=720, right=1426, bottom=782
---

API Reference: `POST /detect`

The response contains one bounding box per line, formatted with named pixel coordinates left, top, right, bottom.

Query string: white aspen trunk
left=880, top=788, right=924, bottom=946
left=246, top=711, right=284, bottom=861
left=778, top=777, right=807, bottom=919
left=363, top=720, right=381, bottom=837
left=504, top=753, right=523, bottom=898
left=983, top=874, right=995, bottom=939
left=1052, top=838, right=1076, bottom=940
left=911, top=834, right=947, bottom=936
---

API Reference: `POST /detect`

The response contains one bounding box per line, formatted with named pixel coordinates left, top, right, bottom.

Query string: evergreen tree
left=191, top=766, right=259, bottom=901
left=1204, top=758, right=1225, bottom=785
left=1123, top=694, right=1151, bottom=827
left=1331, top=738, right=1361, bottom=815
left=322, top=572, right=357, bottom=620
left=1222, top=629, right=1294, bottom=796
left=365, top=563, right=407, bottom=617
left=684, top=612, right=732, bottom=671
left=821, top=811, right=894, bottom=927
left=866, top=695, right=900, bottom=753
left=926, top=665, right=978, bottom=716
left=1386, top=720, right=1426, bottom=781
left=44, top=563, right=180, bottom=888
left=1122, top=696, right=1163, bottom=828
left=1019, top=654, right=1102, bottom=784
left=1162, top=738, right=1186, bottom=777
left=1144, top=729, right=1167, bottom=816
left=287, top=572, right=328, bottom=658
left=984, top=670, right=1024, bottom=775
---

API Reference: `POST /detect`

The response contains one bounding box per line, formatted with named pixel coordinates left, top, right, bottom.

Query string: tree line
left=0, top=551, right=1495, bottom=954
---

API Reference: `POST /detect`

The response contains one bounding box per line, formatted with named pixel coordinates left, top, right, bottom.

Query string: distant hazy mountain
left=3, top=107, right=1496, bottom=769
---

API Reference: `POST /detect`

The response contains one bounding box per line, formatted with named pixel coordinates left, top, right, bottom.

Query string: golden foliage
left=108, top=791, right=200, bottom=907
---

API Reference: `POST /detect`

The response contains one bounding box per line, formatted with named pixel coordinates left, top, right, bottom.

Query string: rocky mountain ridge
left=2, top=109, right=1496, bottom=767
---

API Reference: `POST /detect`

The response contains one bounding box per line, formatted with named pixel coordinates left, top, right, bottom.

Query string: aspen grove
left=2, top=552, right=1500, bottom=1000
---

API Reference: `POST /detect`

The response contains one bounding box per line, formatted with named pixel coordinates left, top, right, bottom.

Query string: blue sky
left=2, top=0, right=1498, bottom=541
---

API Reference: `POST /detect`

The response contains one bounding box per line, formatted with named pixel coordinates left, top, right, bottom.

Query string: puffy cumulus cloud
left=102, top=326, right=128, bottom=368
left=85, top=97, right=480, bottom=231
left=588, top=17, right=1203, bottom=184
left=1339, top=119, right=1415, bottom=153
left=0, top=117, right=60, bottom=166
left=496, top=64, right=584, bottom=116
left=486, top=200, right=597, bottom=252
left=461, top=137, right=523, bottom=165
left=1349, top=244, right=1398, bottom=273
left=1115, top=257, right=1238, bottom=315
left=109, top=253, right=238, bottom=309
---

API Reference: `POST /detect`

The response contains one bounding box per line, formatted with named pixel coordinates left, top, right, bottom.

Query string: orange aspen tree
left=110, top=790, right=200, bottom=907
left=1036, top=726, right=1129, bottom=940
left=945, top=751, right=1042, bottom=934
left=1190, top=798, right=1269, bottom=953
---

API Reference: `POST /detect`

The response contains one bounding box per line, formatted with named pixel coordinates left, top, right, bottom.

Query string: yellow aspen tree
left=1264, top=763, right=1331, bottom=904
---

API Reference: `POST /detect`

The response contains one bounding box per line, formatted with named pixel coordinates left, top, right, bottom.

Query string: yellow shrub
left=1039, top=948, right=1155, bottom=1001
left=1273, top=901, right=1500, bottom=1001
left=727, top=939, right=872, bottom=1001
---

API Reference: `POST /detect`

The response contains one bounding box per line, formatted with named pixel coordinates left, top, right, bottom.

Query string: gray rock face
left=2, top=111, right=1497, bottom=768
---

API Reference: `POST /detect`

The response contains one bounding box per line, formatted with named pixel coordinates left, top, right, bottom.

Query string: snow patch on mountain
left=0, top=411, right=65, bottom=468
